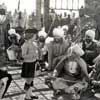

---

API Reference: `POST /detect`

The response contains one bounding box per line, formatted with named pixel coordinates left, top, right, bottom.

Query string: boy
left=21, top=28, right=38, bottom=100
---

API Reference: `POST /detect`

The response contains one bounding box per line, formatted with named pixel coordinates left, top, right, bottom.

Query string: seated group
left=45, top=28, right=100, bottom=100
left=0, top=26, right=100, bottom=100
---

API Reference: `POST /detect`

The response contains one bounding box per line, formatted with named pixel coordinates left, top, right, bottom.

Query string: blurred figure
left=21, top=28, right=38, bottom=100
left=82, top=30, right=98, bottom=67
left=47, top=28, right=71, bottom=71
left=7, top=29, right=22, bottom=65
left=66, top=14, right=71, bottom=25
left=0, top=68, right=12, bottom=99
left=37, top=30, right=48, bottom=71
left=52, top=44, right=89, bottom=100
left=61, top=25, right=69, bottom=39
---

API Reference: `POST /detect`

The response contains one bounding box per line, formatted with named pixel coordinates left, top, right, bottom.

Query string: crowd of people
left=0, top=4, right=100, bottom=100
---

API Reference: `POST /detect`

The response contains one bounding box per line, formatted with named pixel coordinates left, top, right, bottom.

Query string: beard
left=85, top=39, right=92, bottom=43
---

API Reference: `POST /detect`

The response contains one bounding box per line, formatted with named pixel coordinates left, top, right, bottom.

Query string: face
left=54, top=36, right=62, bottom=43
left=39, top=36, right=45, bottom=43
left=24, top=33, right=32, bottom=40
left=85, top=35, right=92, bottom=43
left=10, top=35, right=17, bottom=44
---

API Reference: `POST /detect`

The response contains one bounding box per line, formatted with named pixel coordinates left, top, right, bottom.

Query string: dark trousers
left=2, top=74, right=12, bottom=98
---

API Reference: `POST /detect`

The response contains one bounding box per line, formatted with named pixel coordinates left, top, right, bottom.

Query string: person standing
left=21, top=28, right=38, bottom=100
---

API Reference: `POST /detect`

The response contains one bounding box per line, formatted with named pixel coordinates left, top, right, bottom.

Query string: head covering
left=85, top=30, right=95, bottom=40
left=8, top=29, right=16, bottom=35
left=8, top=28, right=21, bottom=41
left=45, top=37, right=54, bottom=44
left=53, top=28, right=64, bottom=38
left=38, top=31, right=47, bottom=38
left=61, top=25, right=69, bottom=31
left=68, top=44, right=84, bottom=56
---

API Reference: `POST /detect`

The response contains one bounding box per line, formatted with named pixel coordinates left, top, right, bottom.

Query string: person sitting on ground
left=88, top=58, right=100, bottom=99
left=51, top=44, right=89, bottom=100
left=82, top=30, right=98, bottom=66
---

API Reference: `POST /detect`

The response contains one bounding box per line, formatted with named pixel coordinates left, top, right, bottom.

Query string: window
left=50, top=0, right=85, bottom=10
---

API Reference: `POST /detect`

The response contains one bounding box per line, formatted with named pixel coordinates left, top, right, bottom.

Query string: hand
left=52, top=70, right=57, bottom=77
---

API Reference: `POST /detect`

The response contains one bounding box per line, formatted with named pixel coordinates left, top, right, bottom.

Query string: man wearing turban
left=47, top=28, right=71, bottom=71
left=51, top=44, right=89, bottom=100
left=82, top=30, right=98, bottom=67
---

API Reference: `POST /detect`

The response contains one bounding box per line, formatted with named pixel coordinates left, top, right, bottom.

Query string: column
left=43, top=0, right=50, bottom=33
left=36, top=0, right=41, bottom=30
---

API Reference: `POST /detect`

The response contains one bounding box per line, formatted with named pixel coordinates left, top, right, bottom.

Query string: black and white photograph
left=0, top=0, right=100, bottom=100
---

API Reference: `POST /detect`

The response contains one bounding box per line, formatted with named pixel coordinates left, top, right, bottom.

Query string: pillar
left=43, top=0, right=50, bottom=33
left=36, top=0, right=41, bottom=30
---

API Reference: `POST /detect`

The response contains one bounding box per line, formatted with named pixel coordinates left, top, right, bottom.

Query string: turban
left=38, top=31, right=47, bottom=38
left=69, top=44, right=84, bottom=56
left=61, top=25, right=69, bottom=31
left=53, top=28, right=64, bottom=38
left=8, top=28, right=21, bottom=41
left=45, top=37, right=54, bottom=44
left=85, top=30, right=95, bottom=40
left=8, top=29, right=16, bottom=35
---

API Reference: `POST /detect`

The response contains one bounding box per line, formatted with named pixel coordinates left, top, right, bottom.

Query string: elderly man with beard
left=36, top=30, right=48, bottom=72
left=52, top=44, right=89, bottom=100
left=47, top=28, right=71, bottom=71
left=82, top=30, right=98, bottom=65
left=81, top=30, right=98, bottom=74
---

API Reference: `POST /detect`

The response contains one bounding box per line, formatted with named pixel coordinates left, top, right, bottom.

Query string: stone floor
left=1, top=66, right=54, bottom=100
left=1, top=66, right=100, bottom=100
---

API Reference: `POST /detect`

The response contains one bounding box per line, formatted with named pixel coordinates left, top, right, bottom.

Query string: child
left=21, top=28, right=38, bottom=100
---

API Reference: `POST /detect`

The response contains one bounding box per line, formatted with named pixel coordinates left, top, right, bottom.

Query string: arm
left=86, top=42, right=97, bottom=54
left=54, top=60, right=65, bottom=77
left=48, top=43, right=53, bottom=70
left=77, top=57, right=89, bottom=79
left=85, top=50, right=96, bottom=53
left=53, top=55, right=69, bottom=77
